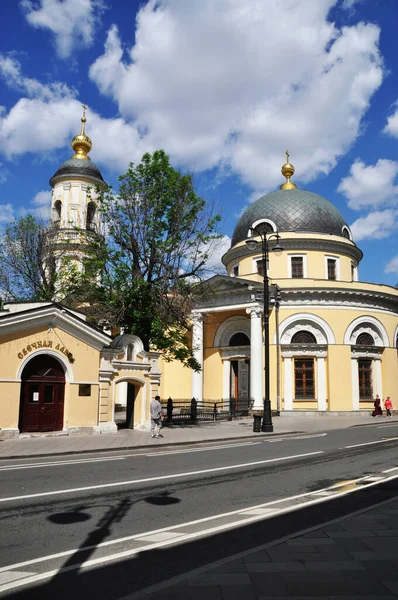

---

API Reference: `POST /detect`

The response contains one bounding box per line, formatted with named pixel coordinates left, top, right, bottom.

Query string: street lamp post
left=246, top=227, right=283, bottom=433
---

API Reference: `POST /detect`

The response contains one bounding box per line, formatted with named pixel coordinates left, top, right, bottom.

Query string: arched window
left=126, top=344, right=134, bottom=361
left=356, top=332, right=374, bottom=346
left=342, top=227, right=350, bottom=239
left=291, top=331, right=317, bottom=344
left=254, top=221, right=274, bottom=235
left=229, top=332, right=250, bottom=346
left=52, top=200, right=62, bottom=227
left=86, top=202, right=97, bottom=232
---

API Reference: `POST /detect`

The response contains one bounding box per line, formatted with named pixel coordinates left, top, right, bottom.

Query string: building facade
left=1, top=122, right=397, bottom=438
left=160, top=156, right=398, bottom=415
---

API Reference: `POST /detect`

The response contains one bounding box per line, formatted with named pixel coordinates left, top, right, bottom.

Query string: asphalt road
left=1, top=421, right=397, bottom=599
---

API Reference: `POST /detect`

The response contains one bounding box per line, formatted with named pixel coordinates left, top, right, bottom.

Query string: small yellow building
left=0, top=302, right=161, bottom=438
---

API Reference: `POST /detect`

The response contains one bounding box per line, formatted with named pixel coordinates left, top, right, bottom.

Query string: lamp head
left=245, top=237, right=258, bottom=251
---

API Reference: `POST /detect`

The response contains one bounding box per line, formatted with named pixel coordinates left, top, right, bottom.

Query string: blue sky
left=0, top=0, right=397, bottom=285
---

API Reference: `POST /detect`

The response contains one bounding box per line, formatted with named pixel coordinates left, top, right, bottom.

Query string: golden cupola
left=71, top=104, right=92, bottom=160
left=280, top=150, right=297, bottom=190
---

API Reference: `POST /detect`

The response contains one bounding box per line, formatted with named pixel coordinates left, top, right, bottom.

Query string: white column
left=317, top=357, right=327, bottom=411
left=222, top=359, right=230, bottom=409
left=351, top=358, right=359, bottom=410
left=374, top=359, right=383, bottom=400
left=191, top=314, right=204, bottom=401
left=246, top=307, right=263, bottom=410
left=284, top=356, right=293, bottom=410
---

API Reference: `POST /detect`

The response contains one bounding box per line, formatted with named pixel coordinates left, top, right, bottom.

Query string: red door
left=20, top=356, right=65, bottom=433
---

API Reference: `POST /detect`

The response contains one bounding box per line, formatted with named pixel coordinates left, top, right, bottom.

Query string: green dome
left=231, top=189, right=350, bottom=246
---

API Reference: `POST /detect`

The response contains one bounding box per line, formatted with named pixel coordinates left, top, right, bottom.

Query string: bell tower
left=48, top=106, right=106, bottom=278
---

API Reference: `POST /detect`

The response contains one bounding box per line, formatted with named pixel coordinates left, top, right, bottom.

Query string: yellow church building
left=0, top=118, right=397, bottom=438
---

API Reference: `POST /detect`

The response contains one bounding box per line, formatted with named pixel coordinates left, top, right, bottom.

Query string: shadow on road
left=5, top=478, right=397, bottom=600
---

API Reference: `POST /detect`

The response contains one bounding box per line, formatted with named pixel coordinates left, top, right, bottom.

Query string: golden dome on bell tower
left=280, top=150, right=297, bottom=190
left=71, top=104, right=92, bottom=160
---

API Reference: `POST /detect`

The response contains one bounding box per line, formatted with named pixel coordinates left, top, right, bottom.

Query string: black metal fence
left=161, top=397, right=254, bottom=423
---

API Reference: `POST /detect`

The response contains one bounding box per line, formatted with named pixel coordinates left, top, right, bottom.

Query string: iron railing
left=161, top=397, right=254, bottom=423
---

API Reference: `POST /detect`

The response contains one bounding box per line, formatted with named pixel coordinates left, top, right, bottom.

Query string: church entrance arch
left=19, top=355, right=65, bottom=433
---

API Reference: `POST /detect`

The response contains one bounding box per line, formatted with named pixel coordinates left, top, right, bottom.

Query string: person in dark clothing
left=167, top=397, right=173, bottom=423
left=190, top=397, right=197, bottom=422
left=373, top=395, right=383, bottom=416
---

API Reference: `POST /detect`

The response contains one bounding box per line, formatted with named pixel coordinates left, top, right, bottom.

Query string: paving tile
left=220, top=585, right=258, bottom=600
left=155, top=585, right=223, bottom=600
left=333, top=537, right=372, bottom=552
left=248, top=573, right=290, bottom=596
left=383, top=581, right=398, bottom=594
left=246, top=561, right=306, bottom=573
left=280, top=571, right=346, bottom=583
left=242, top=550, right=272, bottom=563
left=287, top=538, right=335, bottom=546
left=315, top=547, right=353, bottom=561
left=327, top=530, right=376, bottom=538
left=187, top=573, right=251, bottom=586
left=304, top=561, right=365, bottom=571
left=206, top=561, right=249, bottom=574
left=303, top=531, right=330, bottom=539
left=285, top=581, right=358, bottom=596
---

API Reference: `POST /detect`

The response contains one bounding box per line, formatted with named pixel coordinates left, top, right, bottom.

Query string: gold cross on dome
left=285, top=150, right=289, bottom=163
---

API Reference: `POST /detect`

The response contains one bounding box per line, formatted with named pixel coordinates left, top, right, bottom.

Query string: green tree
left=72, top=150, right=221, bottom=369
left=0, top=214, right=58, bottom=302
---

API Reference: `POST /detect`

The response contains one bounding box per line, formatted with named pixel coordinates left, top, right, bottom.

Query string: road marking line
left=0, top=450, right=324, bottom=503
left=343, top=438, right=398, bottom=449
left=146, top=441, right=262, bottom=456
left=0, top=571, right=35, bottom=585
left=0, top=456, right=126, bottom=471
left=1, top=470, right=398, bottom=595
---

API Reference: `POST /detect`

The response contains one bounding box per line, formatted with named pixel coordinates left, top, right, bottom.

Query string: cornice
left=222, top=237, right=362, bottom=266
left=280, top=287, right=398, bottom=315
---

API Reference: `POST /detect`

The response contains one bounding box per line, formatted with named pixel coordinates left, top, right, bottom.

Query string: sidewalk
left=0, top=414, right=396, bottom=459
left=130, top=488, right=398, bottom=600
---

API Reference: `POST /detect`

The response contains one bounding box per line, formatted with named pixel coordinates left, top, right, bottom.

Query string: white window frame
left=351, top=262, right=358, bottom=282
left=288, top=254, right=307, bottom=279
left=252, top=257, right=269, bottom=276
left=325, top=255, right=340, bottom=281
left=231, top=263, right=239, bottom=277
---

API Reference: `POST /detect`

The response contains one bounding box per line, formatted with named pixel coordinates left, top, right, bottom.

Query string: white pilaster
left=351, top=358, right=359, bottom=410
left=191, top=313, right=204, bottom=401
left=317, top=357, right=327, bottom=411
left=284, top=357, right=293, bottom=410
left=246, top=306, right=263, bottom=410
left=222, top=359, right=230, bottom=408
left=374, top=359, right=383, bottom=400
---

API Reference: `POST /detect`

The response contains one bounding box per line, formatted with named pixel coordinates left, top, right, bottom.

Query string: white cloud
left=383, top=102, right=398, bottom=138
left=338, top=159, right=398, bottom=210
left=0, top=203, right=14, bottom=224
left=89, top=0, right=383, bottom=191
left=203, top=235, right=230, bottom=274
left=30, top=190, right=52, bottom=219
left=0, top=54, right=74, bottom=100
left=385, top=255, right=398, bottom=275
left=341, top=0, right=363, bottom=10
left=21, top=0, right=106, bottom=58
left=350, top=209, right=398, bottom=241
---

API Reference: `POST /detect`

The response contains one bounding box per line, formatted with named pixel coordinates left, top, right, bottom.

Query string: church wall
left=67, top=384, right=99, bottom=427
left=203, top=349, right=223, bottom=400
left=327, top=345, right=352, bottom=411
left=381, top=349, right=398, bottom=399
left=159, top=356, right=191, bottom=401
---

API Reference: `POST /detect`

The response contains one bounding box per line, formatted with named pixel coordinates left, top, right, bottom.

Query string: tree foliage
left=0, top=214, right=58, bottom=302
left=72, top=150, right=221, bottom=369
